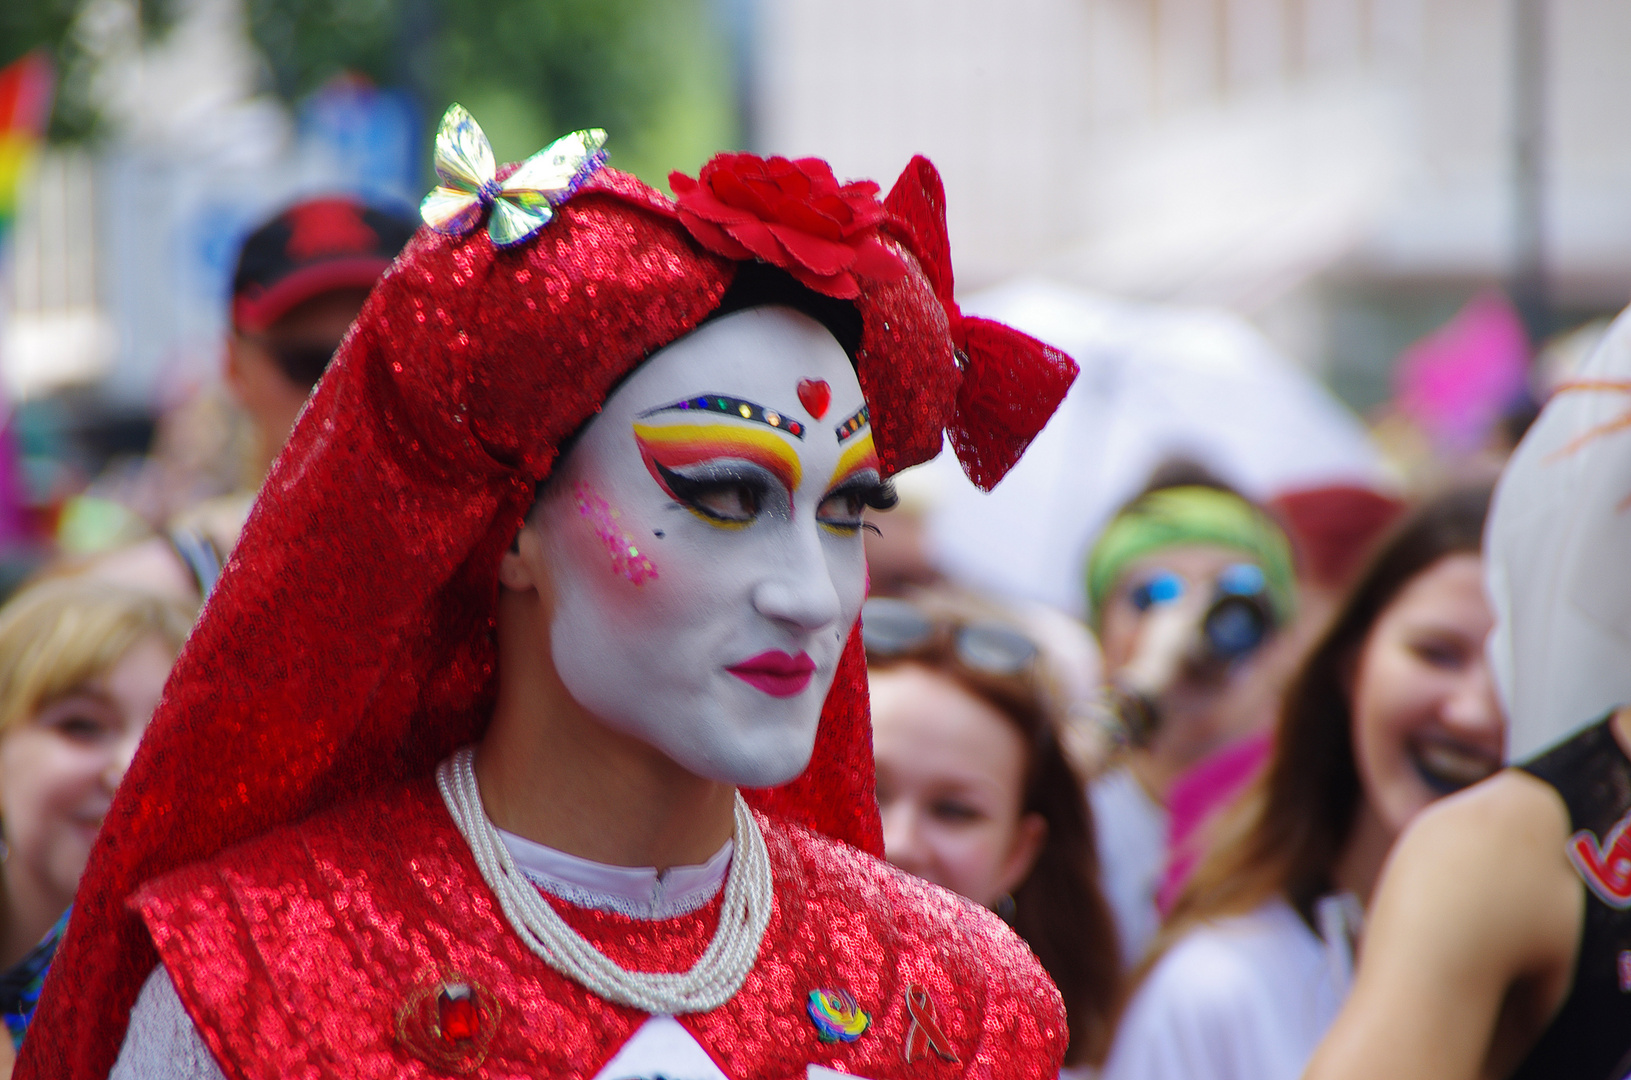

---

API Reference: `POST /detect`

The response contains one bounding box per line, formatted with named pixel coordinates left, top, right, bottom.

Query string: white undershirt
left=498, top=826, right=732, bottom=919
left=110, top=833, right=735, bottom=1078
left=1101, top=894, right=1362, bottom=1080
left=1090, top=767, right=1170, bottom=968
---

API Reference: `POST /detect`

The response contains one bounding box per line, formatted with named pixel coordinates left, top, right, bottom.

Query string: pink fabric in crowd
left=1394, top=291, right=1529, bottom=453
left=1156, top=731, right=1273, bottom=915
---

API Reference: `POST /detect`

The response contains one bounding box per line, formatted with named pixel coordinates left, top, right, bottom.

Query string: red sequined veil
left=18, top=151, right=1077, bottom=1079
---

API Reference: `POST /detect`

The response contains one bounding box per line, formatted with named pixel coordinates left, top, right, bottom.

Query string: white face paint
left=1487, top=307, right=1631, bottom=761
left=529, top=306, right=884, bottom=786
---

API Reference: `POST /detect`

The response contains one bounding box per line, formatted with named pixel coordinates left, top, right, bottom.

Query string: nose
left=103, top=727, right=144, bottom=792
left=752, top=522, right=845, bottom=633
left=1442, top=655, right=1506, bottom=752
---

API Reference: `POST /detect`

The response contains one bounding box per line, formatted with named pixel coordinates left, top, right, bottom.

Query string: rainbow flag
left=0, top=52, right=54, bottom=243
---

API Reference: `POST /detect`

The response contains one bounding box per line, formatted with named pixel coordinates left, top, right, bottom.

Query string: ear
left=224, top=334, right=248, bottom=394
left=498, top=521, right=546, bottom=594
left=995, top=812, right=1048, bottom=899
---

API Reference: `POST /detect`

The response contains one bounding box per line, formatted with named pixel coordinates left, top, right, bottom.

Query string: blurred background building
left=757, top=0, right=1631, bottom=409
left=0, top=0, right=1626, bottom=593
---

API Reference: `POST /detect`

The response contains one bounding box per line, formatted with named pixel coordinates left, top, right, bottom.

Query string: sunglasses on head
left=861, top=597, right=1039, bottom=678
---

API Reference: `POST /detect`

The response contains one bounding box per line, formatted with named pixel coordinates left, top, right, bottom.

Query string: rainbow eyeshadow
left=639, top=394, right=805, bottom=439
left=632, top=423, right=803, bottom=496
left=829, top=429, right=879, bottom=488
left=834, top=404, right=870, bottom=444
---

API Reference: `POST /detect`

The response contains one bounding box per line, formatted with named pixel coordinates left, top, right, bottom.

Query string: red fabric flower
left=670, top=153, right=906, bottom=299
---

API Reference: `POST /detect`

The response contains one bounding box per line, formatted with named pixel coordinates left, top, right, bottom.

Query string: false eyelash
left=653, top=459, right=770, bottom=521
left=867, top=479, right=899, bottom=511
left=827, top=476, right=897, bottom=512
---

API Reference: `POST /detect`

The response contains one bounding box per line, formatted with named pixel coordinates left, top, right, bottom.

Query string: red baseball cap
left=230, top=196, right=416, bottom=333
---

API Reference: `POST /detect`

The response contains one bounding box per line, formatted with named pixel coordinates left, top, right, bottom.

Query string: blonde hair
left=0, top=580, right=195, bottom=733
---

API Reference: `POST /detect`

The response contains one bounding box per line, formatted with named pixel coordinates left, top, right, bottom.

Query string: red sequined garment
left=18, top=146, right=1078, bottom=1080
left=134, top=777, right=1066, bottom=1078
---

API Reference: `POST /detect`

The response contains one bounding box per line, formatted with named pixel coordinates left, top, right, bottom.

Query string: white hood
left=1489, top=304, right=1631, bottom=762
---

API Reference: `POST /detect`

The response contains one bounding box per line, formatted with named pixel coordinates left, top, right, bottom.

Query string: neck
left=1331, top=799, right=1394, bottom=908
left=1133, top=696, right=1244, bottom=804
left=1613, top=705, right=1631, bottom=758
left=476, top=589, right=737, bottom=873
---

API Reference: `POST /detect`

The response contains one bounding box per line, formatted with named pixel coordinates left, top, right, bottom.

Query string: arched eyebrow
left=639, top=394, right=805, bottom=439
left=829, top=429, right=879, bottom=489
left=834, top=404, right=870, bottom=443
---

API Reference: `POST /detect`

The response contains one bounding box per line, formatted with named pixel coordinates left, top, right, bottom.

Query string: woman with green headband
left=1086, top=473, right=1299, bottom=968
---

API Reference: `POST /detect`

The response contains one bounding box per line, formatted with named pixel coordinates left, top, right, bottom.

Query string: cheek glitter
left=574, top=483, right=658, bottom=585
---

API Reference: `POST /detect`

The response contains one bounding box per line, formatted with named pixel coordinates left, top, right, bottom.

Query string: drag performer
left=1304, top=308, right=1631, bottom=1079
left=17, top=108, right=1079, bottom=1080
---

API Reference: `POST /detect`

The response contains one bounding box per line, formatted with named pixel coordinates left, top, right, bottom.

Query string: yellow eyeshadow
left=830, top=430, right=878, bottom=486
left=631, top=422, right=804, bottom=490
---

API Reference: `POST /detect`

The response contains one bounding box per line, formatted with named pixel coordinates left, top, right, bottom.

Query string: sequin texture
left=130, top=780, right=1065, bottom=1077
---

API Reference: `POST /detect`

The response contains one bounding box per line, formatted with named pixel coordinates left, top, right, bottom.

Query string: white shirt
left=1100, top=894, right=1360, bottom=1080
left=499, top=825, right=732, bottom=919
left=1089, top=768, right=1168, bottom=968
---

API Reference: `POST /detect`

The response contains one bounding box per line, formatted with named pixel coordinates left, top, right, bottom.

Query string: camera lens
left=1203, top=595, right=1269, bottom=660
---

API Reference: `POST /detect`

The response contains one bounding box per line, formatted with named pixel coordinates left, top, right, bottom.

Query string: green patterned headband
left=1086, top=486, right=1296, bottom=627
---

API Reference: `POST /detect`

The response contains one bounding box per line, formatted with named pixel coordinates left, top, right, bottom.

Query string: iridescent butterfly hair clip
left=419, top=103, right=609, bottom=248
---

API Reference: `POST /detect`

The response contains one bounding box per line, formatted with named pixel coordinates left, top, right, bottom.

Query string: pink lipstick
left=727, top=650, right=816, bottom=697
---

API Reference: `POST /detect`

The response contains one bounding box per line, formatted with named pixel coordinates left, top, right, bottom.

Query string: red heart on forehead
left=797, top=378, right=831, bottom=419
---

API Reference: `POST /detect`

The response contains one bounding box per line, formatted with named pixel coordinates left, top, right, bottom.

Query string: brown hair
left=868, top=597, right=1122, bottom=1066
left=1148, top=483, right=1494, bottom=963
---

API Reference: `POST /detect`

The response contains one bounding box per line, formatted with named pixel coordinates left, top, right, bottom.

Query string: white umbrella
left=922, top=278, right=1387, bottom=615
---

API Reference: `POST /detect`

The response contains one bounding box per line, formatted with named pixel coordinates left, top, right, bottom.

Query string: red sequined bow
left=882, top=157, right=1078, bottom=491
left=903, top=983, right=960, bottom=1064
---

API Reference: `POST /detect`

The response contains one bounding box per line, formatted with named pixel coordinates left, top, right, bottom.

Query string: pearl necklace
left=436, top=746, right=773, bottom=1015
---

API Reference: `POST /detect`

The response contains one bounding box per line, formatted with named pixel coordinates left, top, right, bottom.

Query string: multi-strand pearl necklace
left=436, top=746, right=773, bottom=1015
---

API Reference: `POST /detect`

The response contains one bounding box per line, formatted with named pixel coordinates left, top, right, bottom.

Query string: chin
left=680, top=727, right=821, bottom=788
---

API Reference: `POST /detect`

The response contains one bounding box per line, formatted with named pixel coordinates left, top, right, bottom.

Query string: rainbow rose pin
left=806, top=988, right=871, bottom=1043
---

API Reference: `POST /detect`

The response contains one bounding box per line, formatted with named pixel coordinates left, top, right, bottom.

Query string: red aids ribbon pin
left=902, top=983, right=959, bottom=1065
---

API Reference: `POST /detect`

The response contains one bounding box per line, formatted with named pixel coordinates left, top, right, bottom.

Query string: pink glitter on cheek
left=573, top=482, right=658, bottom=585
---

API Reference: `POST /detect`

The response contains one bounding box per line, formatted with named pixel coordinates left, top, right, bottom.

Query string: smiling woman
left=0, top=580, right=193, bottom=1055
left=1100, top=484, right=1500, bottom=1080
left=866, top=592, right=1122, bottom=1073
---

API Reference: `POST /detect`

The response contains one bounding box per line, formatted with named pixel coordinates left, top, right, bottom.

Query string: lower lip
left=1408, top=745, right=1496, bottom=797
left=728, top=652, right=816, bottom=698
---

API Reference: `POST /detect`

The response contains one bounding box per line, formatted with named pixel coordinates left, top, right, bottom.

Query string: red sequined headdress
left=21, top=117, right=1076, bottom=1077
